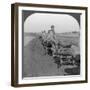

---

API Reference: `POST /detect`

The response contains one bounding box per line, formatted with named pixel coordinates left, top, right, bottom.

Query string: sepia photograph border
left=11, top=3, right=88, bottom=87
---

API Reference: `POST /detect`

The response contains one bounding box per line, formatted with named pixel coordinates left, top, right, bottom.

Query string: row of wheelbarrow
left=39, top=37, right=80, bottom=68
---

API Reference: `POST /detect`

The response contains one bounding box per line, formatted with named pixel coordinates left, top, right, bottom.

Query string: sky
left=24, top=13, right=80, bottom=33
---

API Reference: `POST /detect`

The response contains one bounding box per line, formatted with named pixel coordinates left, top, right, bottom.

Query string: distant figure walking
left=47, top=25, right=57, bottom=44
left=41, top=30, right=47, bottom=42
left=40, top=25, right=58, bottom=56
left=45, top=25, right=57, bottom=56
